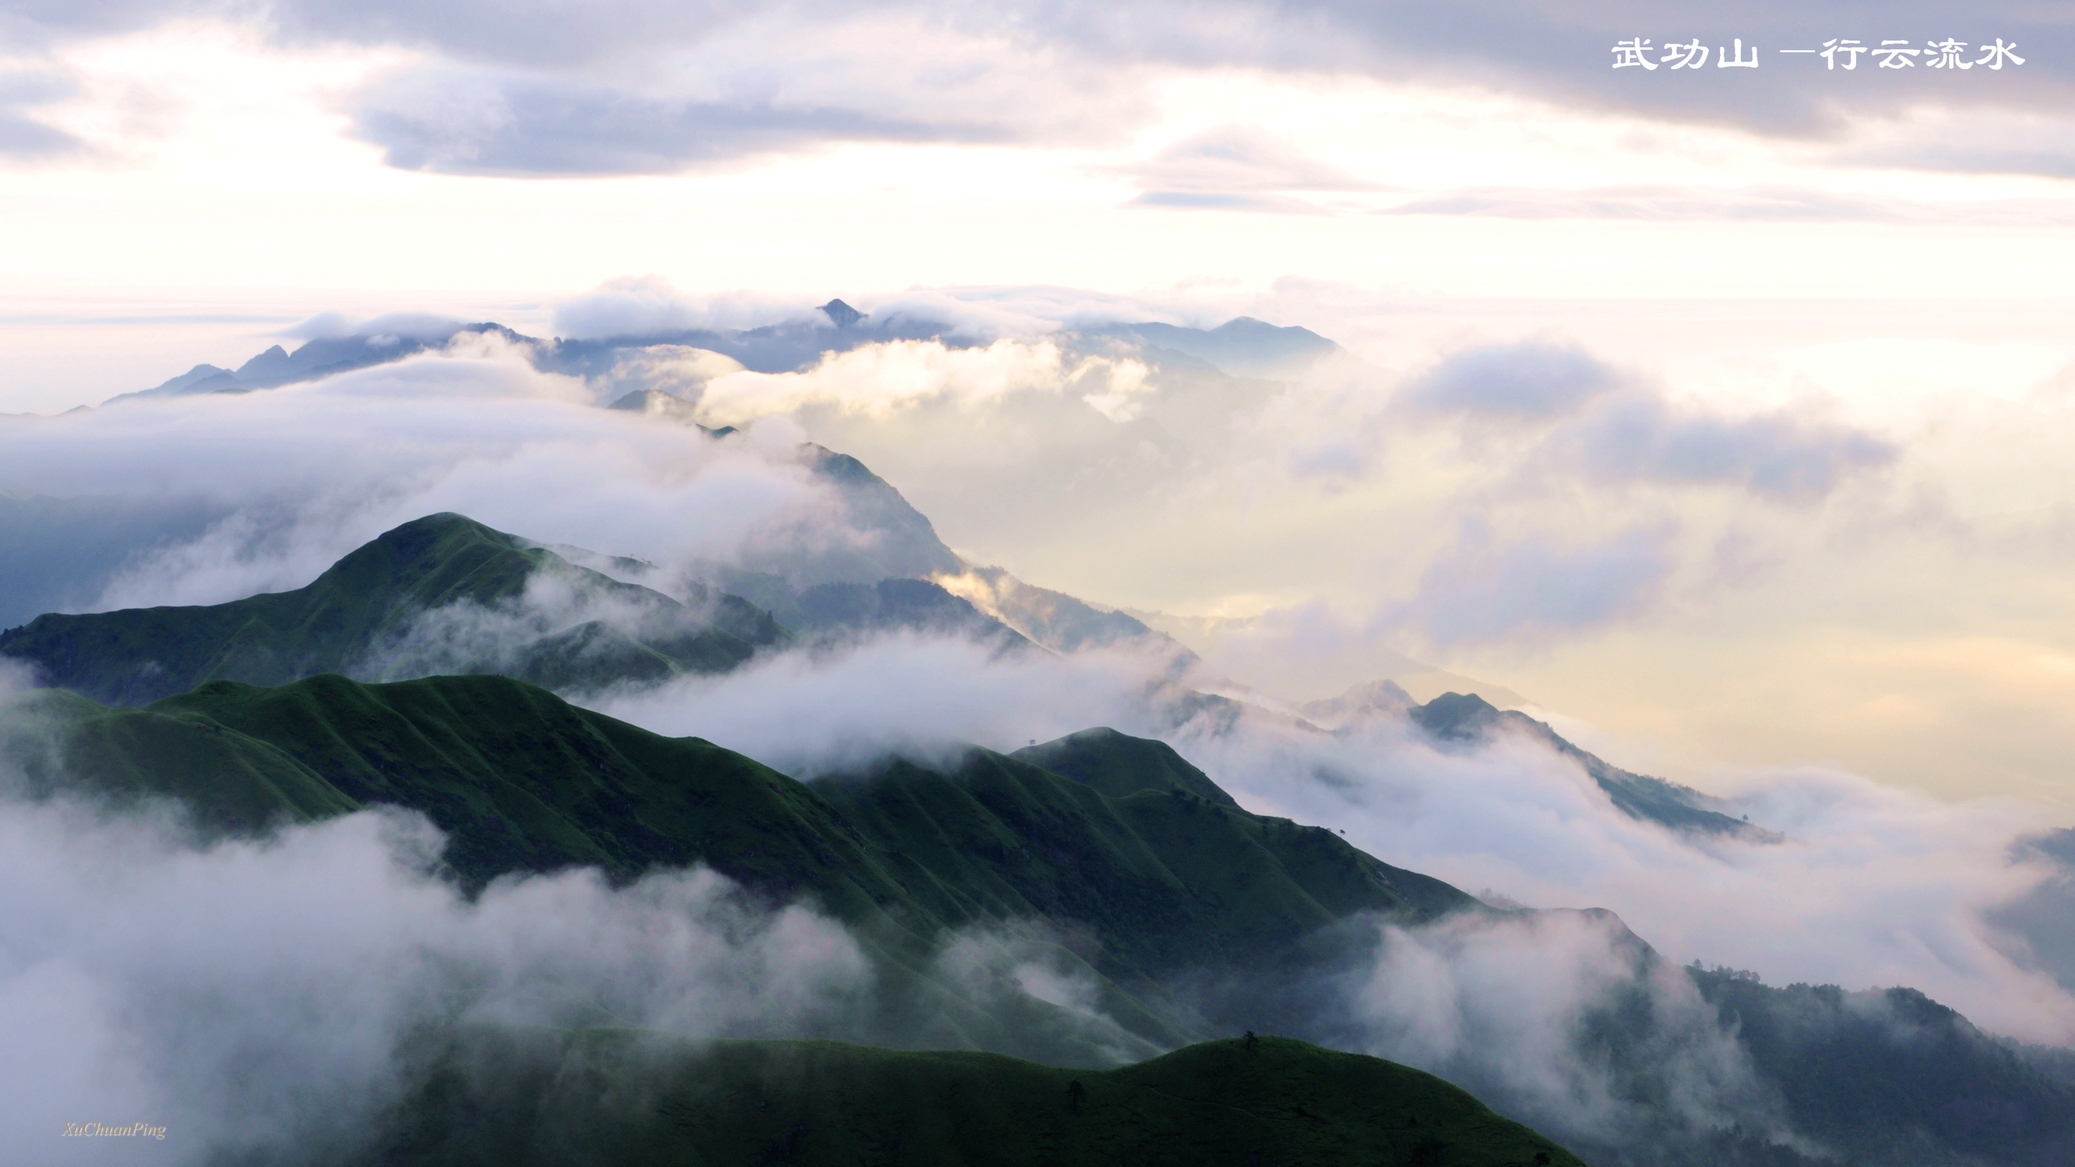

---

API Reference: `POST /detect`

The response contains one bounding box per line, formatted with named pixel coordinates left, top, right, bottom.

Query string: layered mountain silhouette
left=0, top=431, right=1028, bottom=644
left=87, top=305, right=1346, bottom=414
left=110, top=322, right=530, bottom=403
left=6, top=672, right=1473, bottom=974
left=697, top=444, right=972, bottom=592
left=1, top=504, right=1777, bottom=841
left=0, top=513, right=785, bottom=704
left=1409, top=691, right=1767, bottom=839
left=1090, top=316, right=1343, bottom=378
left=9, top=669, right=2072, bottom=1166
left=12, top=312, right=2074, bottom=1166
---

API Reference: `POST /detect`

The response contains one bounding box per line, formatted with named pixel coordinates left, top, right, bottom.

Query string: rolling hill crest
left=0, top=513, right=787, bottom=704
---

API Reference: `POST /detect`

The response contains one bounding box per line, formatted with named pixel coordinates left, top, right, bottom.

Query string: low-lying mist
left=0, top=798, right=865, bottom=1167
left=584, top=626, right=2075, bottom=1046
left=1255, top=907, right=1801, bottom=1160
left=596, top=631, right=1176, bottom=776
left=0, top=782, right=1177, bottom=1166
left=0, top=341, right=852, bottom=614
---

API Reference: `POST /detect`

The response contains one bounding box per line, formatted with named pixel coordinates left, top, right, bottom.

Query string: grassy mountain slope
left=9, top=673, right=1471, bottom=984
left=0, top=514, right=784, bottom=705
left=1014, top=727, right=1241, bottom=807
left=13, top=674, right=2072, bottom=1165
left=812, top=750, right=1474, bottom=982
left=2, top=686, right=361, bottom=831
left=387, top=1033, right=1584, bottom=1167
left=6, top=672, right=1489, bottom=1068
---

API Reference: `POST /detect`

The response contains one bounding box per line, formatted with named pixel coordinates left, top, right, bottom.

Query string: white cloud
left=0, top=800, right=869, bottom=1167
left=597, top=632, right=1173, bottom=776
left=1172, top=706, right=2075, bottom=1044
left=574, top=610, right=2075, bottom=1046
left=0, top=342, right=842, bottom=609
left=693, top=338, right=1150, bottom=426
left=552, top=276, right=824, bottom=340
left=1322, top=909, right=1787, bottom=1151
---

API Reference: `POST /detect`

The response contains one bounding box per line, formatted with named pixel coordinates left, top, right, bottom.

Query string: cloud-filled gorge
left=4, top=295, right=2075, bottom=1166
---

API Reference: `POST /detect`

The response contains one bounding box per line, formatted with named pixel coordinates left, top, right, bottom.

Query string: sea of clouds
left=2, top=296, right=2072, bottom=1162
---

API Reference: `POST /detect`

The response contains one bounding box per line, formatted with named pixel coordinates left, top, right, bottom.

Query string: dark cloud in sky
left=10, top=0, right=2075, bottom=177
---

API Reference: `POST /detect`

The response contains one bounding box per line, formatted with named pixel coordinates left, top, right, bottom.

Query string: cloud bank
left=0, top=339, right=842, bottom=610
left=694, top=338, right=1150, bottom=426
left=0, top=799, right=870, bottom=1167
left=553, top=605, right=2075, bottom=1050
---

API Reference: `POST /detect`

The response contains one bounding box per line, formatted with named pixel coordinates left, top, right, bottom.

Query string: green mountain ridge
left=0, top=513, right=786, bottom=705
left=0, top=507, right=1772, bottom=843
left=386, top=1032, right=1583, bottom=1167
left=8, top=670, right=2074, bottom=1165
left=0, top=670, right=1594, bottom=1163
left=2, top=671, right=1475, bottom=989
left=4, top=332, right=2068, bottom=1165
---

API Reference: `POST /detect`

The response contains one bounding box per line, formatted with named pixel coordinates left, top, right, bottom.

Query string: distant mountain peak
left=0, top=511, right=785, bottom=704
left=1408, top=690, right=1501, bottom=740
left=1093, top=316, right=1342, bottom=378
left=819, top=298, right=865, bottom=328
left=1299, top=678, right=1417, bottom=728
left=1407, top=691, right=1774, bottom=841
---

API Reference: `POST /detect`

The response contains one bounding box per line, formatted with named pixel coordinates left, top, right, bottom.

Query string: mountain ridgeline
left=387, top=1033, right=1583, bottom=1167
left=1, top=668, right=1579, bottom=1159
left=5, top=672, right=1475, bottom=982
left=1409, top=691, right=1766, bottom=840
left=0, top=514, right=786, bottom=705
left=9, top=669, right=2073, bottom=1166
left=11, top=318, right=2073, bottom=1164
left=3, top=504, right=1765, bottom=842
left=103, top=305, right=1345, bottom=406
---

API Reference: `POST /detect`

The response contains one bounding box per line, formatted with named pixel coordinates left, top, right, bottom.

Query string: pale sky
left=4, top=4, right=2075, bottom=808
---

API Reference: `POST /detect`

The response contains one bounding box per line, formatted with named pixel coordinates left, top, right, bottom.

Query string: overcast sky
left=4, top=1, right=2075, bottom=808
